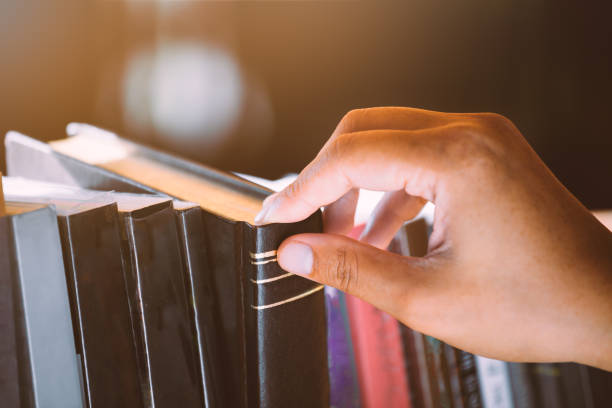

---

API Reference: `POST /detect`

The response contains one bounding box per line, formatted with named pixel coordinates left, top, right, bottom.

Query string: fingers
left=327, top=107, right=453, bottom=144
left=360, top=190, right=427, bottom=249
left=277, top=233, right=440, bottom=319
left=323, top=188, right=360, bottom=235
left=254, top=128, right=444, bottom=225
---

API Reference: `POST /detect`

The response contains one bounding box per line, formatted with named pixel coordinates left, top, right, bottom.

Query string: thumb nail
left=278, top=242, right=313, bottom=275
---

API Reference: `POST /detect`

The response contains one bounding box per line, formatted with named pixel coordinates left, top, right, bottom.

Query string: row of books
left=1, top=126, right=329, bottom=407
left=325, top=217, right=612, bottom=408
left=1, top=124, right=610, bottom=407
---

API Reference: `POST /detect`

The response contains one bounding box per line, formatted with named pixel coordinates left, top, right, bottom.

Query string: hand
left=254, top=107, right=612, bottom=370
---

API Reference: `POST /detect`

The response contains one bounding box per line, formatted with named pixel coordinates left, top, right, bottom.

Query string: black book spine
left=559, top=363, right=592, bottom=408
left=455, top=349, right=483, bottom=408
left=507, top=362, right=537, bottom=408
left=400, top=325, right=435, bottom=408
left=585, top=366, right=612, bottom=408
left=118, top=204, right=203, bottom=408
left=243, top=214, right=329, bottom=408
left=57, top=205, right=143, bottom=408
left=445, top=343, right=466, bottom=408
left=532, top=363, right=565, bottom=408
left=200, top=213, right=247, bottom=408
left=175, top=207, right=224, bottom=408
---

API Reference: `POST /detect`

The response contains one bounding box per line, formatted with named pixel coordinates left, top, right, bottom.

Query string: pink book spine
left=345, top=225, right=411, bottom=408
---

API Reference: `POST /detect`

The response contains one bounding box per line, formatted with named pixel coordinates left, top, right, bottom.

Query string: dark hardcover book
left=0, top=201, right=83, bottom=407
left=325, top=286, right=361, bottom=408
left=391, top=218, right=435, bottom=408
left=454, top=349, right=483, bottom=408
left=173, top=202, right=223, bottom=408
left=5, top=127, right=330, bottom=408
left=445, top=344, right=466, bottom=408
left=3, top=177, right=145, bottom=407
left=532, top=363, right=565, bottom=408
left=115, top=196, right=203, bottom=408
left=507, top=362, right=537, bottom=408
left=585, top=366, right=612, bottom=408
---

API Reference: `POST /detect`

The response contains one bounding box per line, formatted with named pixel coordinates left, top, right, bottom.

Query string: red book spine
left=345, top=294, right=412, bottom=407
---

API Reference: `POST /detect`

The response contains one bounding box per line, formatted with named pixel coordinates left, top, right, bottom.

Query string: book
left=345, top=293, right=412, bottom=407
left=173, top=202, right=223, bottom=408
left=325, top=286, right=361, bottom=408
left=392, top=217, right=485, bottom=408
left=344, top=224, right=411, bottom=407
left=0, top=200, right=83, bottom=407
left=111, top=193, right=204, bottom=407
left=475, top=356, right=513, bottom=408
left=506, top=362, right=536, bottom=408
left=3, top=177, right=143, bottom=407
left=453, top=348, right=484, bottom=408
left=5, top=127, right=330, bottom=407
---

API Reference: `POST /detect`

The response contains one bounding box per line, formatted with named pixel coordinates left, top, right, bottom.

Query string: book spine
left=175, top=207, right=223, bottom=408
left=559, top=363, right=592, bottom=408
left=507, top=362, right=536, bottom=408
left=11, top=207, right=84, bottom=407
left=244, top=214, right=329, bottom=408
left=400, top=325, right=436, bottom=408
left=425, top=335, right=455, bottom=408
left=57, top=206, right=143, bottom=408
left=200, top=213, right=247, bottom=407
left=325, top=287, right=361, bottom=408
left=119, top=205, right=203, bottom=408
left=0, top=216, right=31, bottom=407
left=445, top=344, right=466, bottom=408
left=345, top=294, right=412, bottom=408
left=584, top=366, right=612, bottom=408
left=455, top=349, right=483, bottom=408
left=531, top=363, right=565, bottom=408
left=475, top=356, right=514, bottom=408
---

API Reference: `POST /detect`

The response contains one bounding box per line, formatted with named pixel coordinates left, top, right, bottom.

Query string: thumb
left=277, top=233, right=436, bottom=319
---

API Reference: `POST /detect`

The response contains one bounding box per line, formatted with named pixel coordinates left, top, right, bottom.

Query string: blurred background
left=1, top=0, right=610, bottom=208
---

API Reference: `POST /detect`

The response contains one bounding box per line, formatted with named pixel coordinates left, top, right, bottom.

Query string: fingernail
left=254, top=205, right=271, bottom=225
left=254, top=196, right=282, bottom=225
left=278, top=242, right=313, bottom=275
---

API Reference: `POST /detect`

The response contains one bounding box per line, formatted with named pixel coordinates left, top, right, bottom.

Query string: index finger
left=254, top=126, right=451, bottom=225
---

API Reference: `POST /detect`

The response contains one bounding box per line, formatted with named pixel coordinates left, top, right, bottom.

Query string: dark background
left=1, top=0, right=610, bottom=208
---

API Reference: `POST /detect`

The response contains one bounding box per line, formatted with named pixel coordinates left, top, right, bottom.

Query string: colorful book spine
left=345, top=293, right=412, bottom=407
left=326, top=286, right=361, bottom=408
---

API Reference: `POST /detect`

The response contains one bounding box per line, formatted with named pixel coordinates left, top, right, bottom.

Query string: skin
left=254, top=107, right=612, bottom=371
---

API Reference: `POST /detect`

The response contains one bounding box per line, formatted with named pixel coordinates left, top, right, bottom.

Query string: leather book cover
left=243, top=215, right=329, bottom=408
left=0, top=202, right=83, bottom=407
left=56, top=203, right=143, bottom=407
left=174, top=205, right=224, bottom=407
left=325, top=286, right=361, bottom=408
left=118, top=200, right=203, bottom=408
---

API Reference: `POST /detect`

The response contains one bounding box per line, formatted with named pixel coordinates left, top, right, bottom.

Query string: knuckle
left=325, top=133, right=356, bottom=162
left=322, top=247, right=359, bottom=293
left=440, top=122, right=500, bottom=173
left=476, top=112, right=514, bottom=130
left=337, top=108, right=373, bottom=135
